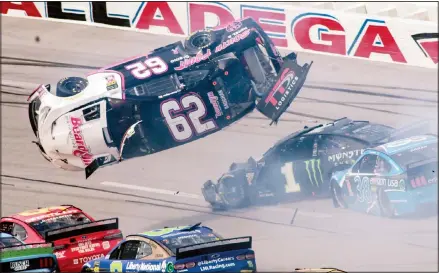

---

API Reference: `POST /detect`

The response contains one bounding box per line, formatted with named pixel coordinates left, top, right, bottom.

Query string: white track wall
left=2, top=1, right=437, bottom=68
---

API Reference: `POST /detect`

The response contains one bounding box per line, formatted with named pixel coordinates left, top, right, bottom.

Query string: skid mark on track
left=1, top=56, right=98, bottom=70
left=2, top=174, right=339, bottom=235
left=305, top=85, right=437, bottom=103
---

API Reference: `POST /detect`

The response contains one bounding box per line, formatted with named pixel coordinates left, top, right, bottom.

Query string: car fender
left=331, top=169, right=349, bottom=188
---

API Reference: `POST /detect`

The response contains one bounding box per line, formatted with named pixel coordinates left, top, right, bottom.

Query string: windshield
left=390, top=143, right=437, bottom=169
left=160, top=232, right=221, bottom=253
left=0, top=236, right=23, bottom=247
left=29, top=212, right=92, bottom=237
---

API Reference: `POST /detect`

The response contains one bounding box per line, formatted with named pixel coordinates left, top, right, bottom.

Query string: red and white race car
left=0, top=205, right=123, bottom=272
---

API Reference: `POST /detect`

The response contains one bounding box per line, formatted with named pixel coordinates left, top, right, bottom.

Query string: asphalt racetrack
left=1, top=16, right=438, bottom=271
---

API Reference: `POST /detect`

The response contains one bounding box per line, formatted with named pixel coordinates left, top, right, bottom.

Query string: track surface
left=1, top=16, right=438, bottom=271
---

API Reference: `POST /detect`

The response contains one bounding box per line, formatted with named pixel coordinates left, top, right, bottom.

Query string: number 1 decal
left=281, top=162, right=301, bottom=193
left=160, top=93, right=218, bottom=142
left=125, top=56, right=168, bottom=79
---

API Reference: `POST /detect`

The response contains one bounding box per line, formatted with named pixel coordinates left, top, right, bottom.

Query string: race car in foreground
left=202, top=117, right=435, bottom=210
left=0, top=205, right=123, bottom=272
left=27, top=17, right=313, bottom=179
left=81, top=223, right=256, bottom=273
left=330, top=135, right=437, bottom=217
left=0, top=232, right=59, bottom=272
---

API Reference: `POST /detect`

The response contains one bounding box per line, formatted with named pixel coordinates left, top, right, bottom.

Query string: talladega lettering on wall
left=1, top=1, right=437, bottom=68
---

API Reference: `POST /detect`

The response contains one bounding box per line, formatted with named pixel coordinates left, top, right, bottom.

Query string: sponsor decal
left=370, top=177, right=405, bottom=189
left=217, top=90, right=229, bottom=110
left=247, top=260, right=254, bottom=268
left=214, top=29, right=251, bottom=53
left=55, top=250, right=66, bottom=259
left=10, top=260, right=29, bottom=271
left=207, top=92, right=223, bottom=118
left=74, top=254, right=104, bottom=265
left=24, top=209, right=79, bottom=223
left=428, top=177, right=438, bottom=184
left=105, top=75, right=118, bottom=91
left=264, top=68, right=299, bottom=109
left=125, top=260, right=167, bottom=272
left=175, top=49, right=212, bottom=71
left=200, top=262, right=236, bottom=272
left=198, top=257, right=234, bottom=266
left=328, top=149, right=365, bottom=166
left=71, top=241, right=101, bottom=254
left=102, top=241, right=110, bottom=250
left=245, top=172, right=255, bottom=184
left=304, top=159, right=324, bottom=187
left=68, top=117, right=93, bottom=166
left=171, top=47, right=179, bottom=54
left=161, top=229, right=201, bottom=239
left=226, top=21, right=242, bottom=32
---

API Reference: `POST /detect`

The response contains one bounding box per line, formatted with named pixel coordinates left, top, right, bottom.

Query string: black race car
left=27, top=17, right=313, bottom=178
left=201, top=117, right=434, bottom=210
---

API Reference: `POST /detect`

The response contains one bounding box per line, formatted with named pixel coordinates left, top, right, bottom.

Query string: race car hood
left=29, top=72, right=123, bottom=171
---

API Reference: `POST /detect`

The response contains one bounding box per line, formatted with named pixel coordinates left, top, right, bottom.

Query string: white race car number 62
left=160, top=94, right=218, bottom=142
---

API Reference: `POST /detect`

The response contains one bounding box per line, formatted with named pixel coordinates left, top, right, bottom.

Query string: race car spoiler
left=0, top=243, right=53, bottom=259
left=256, top=58, right=313, bottom=124
left=45, top=218, right=119, bottom=242
left=175, top=236, right=252, bottom=260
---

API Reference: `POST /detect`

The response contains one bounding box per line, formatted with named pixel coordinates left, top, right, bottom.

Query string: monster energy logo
left=304, top=159, right=324, bottom=187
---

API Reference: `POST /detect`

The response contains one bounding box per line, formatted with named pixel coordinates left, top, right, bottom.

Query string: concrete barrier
left=2, top=1, right=437, bottom=68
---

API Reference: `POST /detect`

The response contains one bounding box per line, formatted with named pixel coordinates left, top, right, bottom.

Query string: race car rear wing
left=175, top=236, right=252, bottom=260
left=45, top=218, right=119, bottom=242
left=256, top=57, right=313, bottom=125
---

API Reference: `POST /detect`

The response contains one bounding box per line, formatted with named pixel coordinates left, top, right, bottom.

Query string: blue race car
left=330, top=135, right=438, bottom=217
left=81, top=223, right=256, bottom=272
left=0, top=232, right=59, bottom=272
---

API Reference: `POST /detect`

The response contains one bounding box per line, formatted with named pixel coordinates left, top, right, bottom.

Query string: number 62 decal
left=125, top=57, right=168, bottom=79
left=160, top=93, right=218, bottom=142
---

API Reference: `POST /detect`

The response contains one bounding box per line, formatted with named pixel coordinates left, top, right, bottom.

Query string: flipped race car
left=27, top=17, right=313, bottom=178
left=0, top=205, right=123, bottom=272
left=202, top=117, right=435, bottom=210
left=330, top=135, right=437, bottom=217
left=81, top=223, right=256, bottom=273
left=0, top=233, right=59, bottom=272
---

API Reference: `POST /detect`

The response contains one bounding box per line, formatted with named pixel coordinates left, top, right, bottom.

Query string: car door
left=344, top=153, right=378, bottom=205
left=275, top=135, right=318, bottom=195
left=101, top=238, right=171, bottom=272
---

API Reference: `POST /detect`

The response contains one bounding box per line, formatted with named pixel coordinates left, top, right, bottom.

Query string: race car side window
left=136, top=241, right=153, bottom=259
left=12, top=223, right=27, bottom=241
left=280, top=136, right=315, bottom=160
left=117, top=240, right=141, bottom=260
left=358, top=154, right=378, bottom=174
left=373, top=155, right=392, bottom=175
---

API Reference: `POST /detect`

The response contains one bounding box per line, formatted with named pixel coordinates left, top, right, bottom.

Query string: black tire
left=28, top=98, right=41, bottom=137
left=217, top=176, right=249, bottom=209
left=331, top=179, right=348, bottom=209
left=56, top=77, right=88, bottom=97
left=377, top=188, right=396, bottom=218
left=185, top=30, right=214, bottom=54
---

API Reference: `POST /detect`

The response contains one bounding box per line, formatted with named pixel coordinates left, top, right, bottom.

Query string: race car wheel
left=185, top=31, right=213, bottom=54
left=217, top=176, right=249, bottom=209
left=56, top=76, right=88, bottom=97
left=331, top=179, right=348, bottom=209
left=377, top=189, right=396, bottom=218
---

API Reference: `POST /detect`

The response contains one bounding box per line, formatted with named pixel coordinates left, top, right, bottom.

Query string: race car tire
left=217, top=175, right=249, bottom=209
left=56, top=77, right=88, bottom=98
left=377, top=188, right=396, bottom=218
left=331, top=179, right=348, bottom=209
left=185, top=30, right=214, bottom=54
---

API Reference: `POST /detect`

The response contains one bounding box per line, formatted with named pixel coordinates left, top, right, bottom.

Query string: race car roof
left=134, top=223, right=214, bottom=240
left=375, top=135, right=437, bottom=155
left=5, top=205, right=80, bottom=223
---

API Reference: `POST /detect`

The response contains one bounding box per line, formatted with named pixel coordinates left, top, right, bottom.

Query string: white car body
left=28, top=71, right=125, bottom=172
